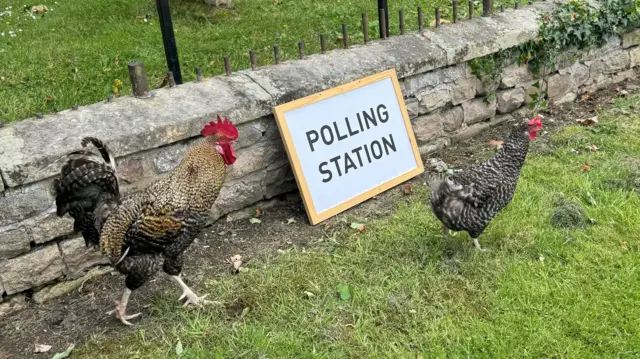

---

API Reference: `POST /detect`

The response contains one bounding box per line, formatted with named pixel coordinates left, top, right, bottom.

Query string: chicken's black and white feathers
left=53, top=137, right=121, bottom=247
left=429, top=122, right=531, bottom=239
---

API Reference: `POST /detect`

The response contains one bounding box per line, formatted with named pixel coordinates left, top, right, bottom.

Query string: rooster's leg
left=170, top=275, right=215, bottom=307
left=106, top=288, right=142, bottom=326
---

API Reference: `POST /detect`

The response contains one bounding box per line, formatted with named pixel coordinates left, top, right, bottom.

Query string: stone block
left=622, top=29, right=640, bottom=48
left=603, top=50, right=630, bottom=73
left=0, top=228, right=31, bottom=259
left=558, top=62, right=590, bottom=88
left=0, top=74, right=274, bottom=188
left=403, top=64, right=469, bottom=97
left=31, top=211, right=75, bottom=244
left=405, top=98, right=419, bottom=119
left=418, top=138, right=449, bottom=156
left=630, top=47, right=640, bottom=68
left=442, top=106, right=464, bottom=132
left=497, top=88, right=525, bottom=114
left=474, top=76, right=500, bottom=96
left=417, top=86, right=451, bottom=113
left=116, top=155, right=146, bottom=184
left=612, top=69, right=636, bottom=84
left=0, top=294, right=27, bottom=318
left=0, top=244, right=65, bottom=295
left=0, top=180, right=54, bottom=227
left=215, top=170, right=268, bottom=213
left=412, top=113, right=443, bottom=144
left=150, top=142, right=189, bottom=174
left=59, top=237, right=110, bottom=278
left=451, top=80, right=477, bottom=105
left=501, top=64, right=533, bottom=88
left=546, top=73, right=574, bottom=103
left=32, top=266, right=112, bottom=304
left=520, top=80, right=547, bottom=105
left=227, top=141, right=285, bottom=180
left=462, top=97, right=497, bottom=125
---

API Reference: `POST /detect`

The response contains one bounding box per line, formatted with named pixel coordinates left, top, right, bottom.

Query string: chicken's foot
left=472, top=238, right=489, bottom=252
left=106, top=288, right=142, bottom=326
left=171, top=275, right=216, bottom=307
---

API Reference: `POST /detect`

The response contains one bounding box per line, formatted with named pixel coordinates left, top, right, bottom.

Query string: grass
left=69, top=96, right=640, bottom=358
left=0, top=0, right=520, bottom=123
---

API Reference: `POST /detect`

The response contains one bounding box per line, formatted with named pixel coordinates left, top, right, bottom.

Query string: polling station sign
left=272, top=69, right=424, bottom=225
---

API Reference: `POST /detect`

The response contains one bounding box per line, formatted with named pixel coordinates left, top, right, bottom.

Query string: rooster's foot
left=179, top=289, right=214, bottom=307
left=171, top=275, right=218, bottom=307
left=106, top=300, right=142, bottom=326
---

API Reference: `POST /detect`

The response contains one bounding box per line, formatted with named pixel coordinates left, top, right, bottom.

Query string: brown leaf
left=44, top=95, right=54, bottom=102
left=488, top=139, right=504, bottom=149
left=582, top=163, right=591, bottom=172
left=356, top=224, right=365, bottom=233
left=621, top=241, right=628, bottom=249
left=255, top=207, right=263, bottom=217
left=226, top=254, right=243, bottom=272
left=31, top=5, right=48, bottom=14
left=403, top=183, right=413, bottom=195
left=115, top=56, right=120, bottom=65
left=576, top=116, right=598, bottom=127
left=429, top=19, right=451, bottom=26
left=585, top=145, right=599, bottom=152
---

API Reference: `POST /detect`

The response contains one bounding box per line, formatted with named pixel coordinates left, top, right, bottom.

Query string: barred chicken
left=53, top=116, right=238, bottom=325
left=429, top=116, right=543, bottom=250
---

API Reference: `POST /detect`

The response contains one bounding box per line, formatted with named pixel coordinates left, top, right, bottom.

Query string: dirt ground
left=0, top=80, right=636, bottom=359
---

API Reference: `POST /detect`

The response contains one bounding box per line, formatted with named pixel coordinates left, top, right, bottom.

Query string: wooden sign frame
left=272, top=68, right=424, bottom=225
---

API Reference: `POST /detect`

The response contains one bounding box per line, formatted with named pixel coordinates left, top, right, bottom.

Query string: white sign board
left=273, top=69, right=424, bottom=225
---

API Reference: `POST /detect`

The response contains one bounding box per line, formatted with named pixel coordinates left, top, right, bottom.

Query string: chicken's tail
left=53, top=137, right=120, bottom=247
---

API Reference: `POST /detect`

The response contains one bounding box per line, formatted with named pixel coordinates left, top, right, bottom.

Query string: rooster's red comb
left=201, top=115, right=239, bottom=140
left=529, top=115, right=543, bottom=128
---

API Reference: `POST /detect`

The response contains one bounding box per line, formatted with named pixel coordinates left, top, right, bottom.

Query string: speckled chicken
left=53, top=116, right=239, bottom=325
left=429, top=116, right=543, bottom=250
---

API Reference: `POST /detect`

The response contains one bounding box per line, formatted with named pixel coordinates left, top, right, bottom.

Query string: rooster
left=429, top=116, right=543, bottom=250
left=53, top=115, right=238, bottom=325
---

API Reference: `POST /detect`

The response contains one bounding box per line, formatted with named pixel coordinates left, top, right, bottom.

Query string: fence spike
left=249, top=51, right=257, bottom=70
left=298, top=41, right=305, bottom=59
left=453, top=1, right=458, bottom=23
left=418, top=6, right=423, bottom=33
left=274, top=45, right=280, bottom=64
left=167, top=71, right=177, bottom=87
left=435, top=8, right=441, bottom=28
left=379, top=9, right=387, bottom=39
left=196, top=66, right=203, bottom=82
left=127, top=61, right=151, bottom=98
left=399, top=9, right=405, bottom=35
left=342, top=23, right=349, bottom=49
left=469, top=0, right=473, bottom=19
left=362, top=12, right=369, bottom=44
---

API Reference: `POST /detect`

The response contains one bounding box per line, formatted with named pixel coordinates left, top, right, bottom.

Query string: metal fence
left=128, top=0, right=533, bottom=97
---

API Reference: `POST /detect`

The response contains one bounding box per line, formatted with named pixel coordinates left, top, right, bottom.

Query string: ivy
left=469, top=0, right=639, bottom=112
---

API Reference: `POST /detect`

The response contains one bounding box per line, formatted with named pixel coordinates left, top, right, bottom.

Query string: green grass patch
left=0, top=0, right=520, bottom=123
left=71, top=96, right=640, bottom=358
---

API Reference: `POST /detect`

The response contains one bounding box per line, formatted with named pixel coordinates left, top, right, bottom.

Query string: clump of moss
left=551, top=198, right=587, bottom=229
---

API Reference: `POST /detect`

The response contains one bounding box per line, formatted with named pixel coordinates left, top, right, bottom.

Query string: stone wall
left=1, top=0, right=639, bottom=314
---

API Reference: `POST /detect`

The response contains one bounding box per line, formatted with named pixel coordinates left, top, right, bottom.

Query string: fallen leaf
left=582, top=163, right=591, bottom=172
left=620, top=89, right=629, bottom=96
left=34, top=344, right=51, bottom=353
left=488, top=139, right=504, bottom=149
left=31, top=5, right=48, bottom=14
left=580, top=94, right=592, bottom=101
left=249, top=218, right=261, bottom=224
left=255, top=207, right=263, bottom=217
left=576, top=116, right=598, bottom=126
left=403, top=183, right=412, bottom=195
left=286, top=218, right=296, bottom=224
left=175, top=339, right=184, bottom=356
left=621, top=241, right=628, bottom=249
left=585, top=144, right=599, bottom=152
left=44, top=95, right=54, bottom=102
left=350, top=222, right=365, bottom=232
left=303, top=291, right=315, bottom=298
left=114, top=56, right=120, bottom=65
left=51, top=344, right=75, bottom=359
left=336, top=283, right=352, bottom=301
left=227, top=254, right=243, bottom=270
left=429, top=18, right=451, bottom=26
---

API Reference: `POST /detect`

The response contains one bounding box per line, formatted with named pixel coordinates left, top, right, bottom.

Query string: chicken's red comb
left=201, top=115, right=239, bottom=140
left=529, top=115, right=542, bottom=128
